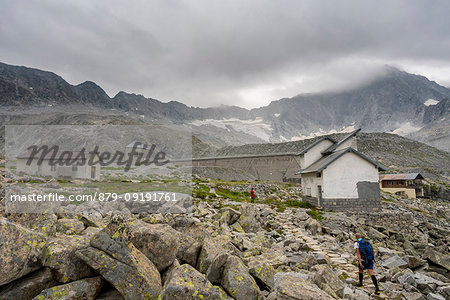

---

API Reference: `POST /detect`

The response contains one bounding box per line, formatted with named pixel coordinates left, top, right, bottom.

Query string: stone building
left=16, top=150, right=101, bottom=180
left=189, top=136, right=336, bottom=182
left=299, top=129, right=386, bottom=211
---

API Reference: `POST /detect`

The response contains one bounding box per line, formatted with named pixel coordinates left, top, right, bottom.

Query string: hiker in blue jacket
left=354, top=233, right=380, bottom=295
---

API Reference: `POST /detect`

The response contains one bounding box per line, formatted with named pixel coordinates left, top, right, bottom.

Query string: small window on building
left=388, top=181, right=393, bottom=185
left=51, top=165, right=56, bottom=172
left=316, top=172, right=321, bottom=178
left=306, top=187, right=311, bottom=196
left=72, top=164, right=78, bottom=172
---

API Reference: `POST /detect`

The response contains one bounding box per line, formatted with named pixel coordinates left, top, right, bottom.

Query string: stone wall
left=183, top=154, right=302, bottom=182
left=303, top=196, right=381, bottom=212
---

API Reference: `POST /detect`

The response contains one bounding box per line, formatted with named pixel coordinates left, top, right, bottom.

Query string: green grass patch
left=215, top=187, right=248, bottom=202
left=284, top=199, right=314, bottom=209
left=307, top=209, right=324, bottom=220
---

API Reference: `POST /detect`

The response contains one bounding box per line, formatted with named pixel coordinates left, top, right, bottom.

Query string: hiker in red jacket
left=250, top=188, right=255, bottom=203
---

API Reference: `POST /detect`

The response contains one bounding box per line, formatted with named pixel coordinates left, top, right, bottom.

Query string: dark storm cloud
left=1, top=0, right=450, bottom=108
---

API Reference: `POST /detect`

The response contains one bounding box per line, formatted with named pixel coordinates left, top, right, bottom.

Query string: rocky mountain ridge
left=1, top=62, right=450, bottom=150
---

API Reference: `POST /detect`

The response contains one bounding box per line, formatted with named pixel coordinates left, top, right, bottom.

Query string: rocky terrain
left=1, top=162, right=449, bottom=299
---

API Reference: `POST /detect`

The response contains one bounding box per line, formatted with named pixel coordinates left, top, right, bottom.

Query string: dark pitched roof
left=298, top=136, right=336, bottom=155
left=299, top=147, right=386, bottom=174
left=322, top=128, right=361, bottom=155
left=379, top=173, right=424, bottom=180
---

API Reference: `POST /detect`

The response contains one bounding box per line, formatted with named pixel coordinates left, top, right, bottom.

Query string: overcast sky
left=1, top=0, right=450, bottom=108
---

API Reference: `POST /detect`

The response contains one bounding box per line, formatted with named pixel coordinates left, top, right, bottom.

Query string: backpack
left=358, top=239, right=374, bottom=261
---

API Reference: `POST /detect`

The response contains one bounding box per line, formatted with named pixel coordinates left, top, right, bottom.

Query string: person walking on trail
left=354, top=233, right=380, bottom=295
left=250, top=188, right=255, bottom=203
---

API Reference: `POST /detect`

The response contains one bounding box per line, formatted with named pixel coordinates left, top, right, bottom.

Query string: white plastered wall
left=301, top=139, right=335, bottom=168
left=301, top=172, right=323, bottom=198
left=322, top=152, right=379, bottom=198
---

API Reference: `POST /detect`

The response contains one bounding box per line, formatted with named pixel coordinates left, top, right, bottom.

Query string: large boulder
left=249, top=261, right=277, bottom=291
left=206, top=252, right=229, bottom=285
left=42, top=234, right=96, bottom=283
left=197, top=237, right=226, bottom=274
left=8, top=212, right=58, bottom=237
left=176, top=233, right=202, bottom=266
left=0, top=217, right=47, bottom=286
left=0, top=267, right=58, bottom=300
left=304, top=217, right=322, bottom=235
left=160, top=264, right=231, bottom=300
left=76, top=217, right=162, bottom=300
left=274, top=274, right=334, bottom=300
left=381, top=255, right=409, bottom=269
left=427, top=293, right=446, bottom=300
left=221, top=255, right=262, bottom=300
left=219, top=207, right=241, bottom=225
left=236, top=204, right=261, bottom=233
left=424, top=248, right=450, bottom=271
left=76, top=246, right=161, bottom=300
left=312, top=265, right=345, bottom=298
left=128, top=220, right=180, bottom=272
left=55, top=218, right=85, bottom=235
left=31, top=276, right=103, bottom=300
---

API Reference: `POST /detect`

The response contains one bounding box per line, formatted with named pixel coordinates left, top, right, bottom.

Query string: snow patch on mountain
left=190, top=117, right=273, bottom=141
left=389, top=122, right=422, bottom=135
left=289, top=124, right=357, bottom=141
left=424, top=99, right=439, bottom=106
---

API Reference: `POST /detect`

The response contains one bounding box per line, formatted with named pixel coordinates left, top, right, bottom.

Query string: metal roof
left=299, top=147, right=386, bottom=174
left=322, top=128, right=361, bottom=154
left=379, top=173, right=424, bottom=180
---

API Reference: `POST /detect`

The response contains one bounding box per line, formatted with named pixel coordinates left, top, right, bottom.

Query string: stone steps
left=272, top=214, right=351, bottom=267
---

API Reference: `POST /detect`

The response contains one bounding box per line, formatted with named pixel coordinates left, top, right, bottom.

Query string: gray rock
left=398, top=272, right=417, bottom=287
left=249, top=261, right=277, bottom=290
left=206, top=252, right=229, bottom=285
left=274, top=275, right=334, bottom=300
left=197, top=237, right=225, bottom=274
left=0, top=267, right=58, bottom=300
left=176, top=233, right=203, bottom=266
left=129, top=220, right=180, bottom=272
left=312, top=264, right=345, bottom=298
left=42, top=234, right=95, bottom=283
left=0, top=217, right=46, bottom=286
left=55, top=218, right=85, bottom=235
left=75, top=217, right=162, bottom=300
left=350, top=288, right=370, bottom=300
left=402, top=292, right=426, bottom=300
left=415, top=272, right=442, bottom=292
left=95, top=288, right=124, bottom=300
left=32, top=276, right=103, bottom=300
left=408, top=256, right=427, bottom=269
left=221, top=255, right=262, bottom=300
left=160, top=264, right=231, bottom=300
left=76, top=246, right=161, bottom=300
left=342, top=286, right=354, bottom=299
left=381, top=255, right=409, bottom=269
left=304, top=217, right=322, bottom=235
left=424, top=248, right=450, bottom=271
left=236, top=204, right=261, bottom=233
left=427, top=293, right=446, bottom=300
